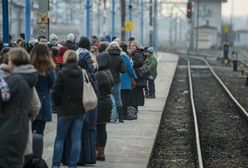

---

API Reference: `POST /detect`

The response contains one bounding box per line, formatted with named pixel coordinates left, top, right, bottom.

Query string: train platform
left=43, top=52, right=179, bottom=168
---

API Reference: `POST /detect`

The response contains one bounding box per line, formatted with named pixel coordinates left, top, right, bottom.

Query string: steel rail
left=182, top=57, right=204, bottom=168
left=203, top=59, right=248, bottom=118
left=184, top=54, right=248, bottom=119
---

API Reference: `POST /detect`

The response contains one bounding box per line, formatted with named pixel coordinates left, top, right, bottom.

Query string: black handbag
left=137, top=64, right=151, bottom=79
left=126, top=106, right=138, bottom=120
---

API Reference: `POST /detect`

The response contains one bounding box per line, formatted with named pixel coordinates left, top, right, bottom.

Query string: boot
left=97, top=146, right=105, bottom=161
left=117, top=106, right=124, bottom=123
left=96, top=146, right=100, bottom=160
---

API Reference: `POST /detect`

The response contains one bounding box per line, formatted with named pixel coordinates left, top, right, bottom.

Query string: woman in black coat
left=95, top=52, right=113, bottom=161
left=128, top=41, right=146, bottom=111
left=52, top=50, right=86, bottom=167
left=0, top=48, right=38, bottom=168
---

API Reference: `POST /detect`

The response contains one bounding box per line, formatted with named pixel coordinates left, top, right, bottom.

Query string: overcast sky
left=222, top=0, right=248, bottom=16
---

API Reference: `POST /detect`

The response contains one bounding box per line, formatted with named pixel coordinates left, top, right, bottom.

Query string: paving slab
left=43, top=52, right=179, bottom=168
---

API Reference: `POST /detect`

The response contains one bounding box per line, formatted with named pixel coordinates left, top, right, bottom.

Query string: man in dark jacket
left=64, top=33, right=78, bottom=51
left=107, top=42, right=125, bottom=122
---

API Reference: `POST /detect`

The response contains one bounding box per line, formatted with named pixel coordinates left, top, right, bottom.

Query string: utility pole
left=97, top=0, right=101, bottom=37
left=120, top=0, right=126, bottom=41
left=38, top=0, right=49, bottom=39
left=196, top=0, right=199, bottom=50
left=2, top=0, right=9, bottom=47
left=153, top=0, right=158, bottom=50
left=25, top=0, right=31, bottom=41
left=128, top=0, right=133, bottom=37
left=112, top=0, right=116, bottom=38
left=140, top=0, right=144, bottom=45
left=169, top=6, right=173, bottom=48
left=86, top=0, right=91, bottom=38
left=149, top=0, right=153, bottom=46
left=103, top=0, right=107, bottom=36
left=174, top=13, right=178, bottom=43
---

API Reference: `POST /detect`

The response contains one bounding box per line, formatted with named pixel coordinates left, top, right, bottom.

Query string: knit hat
left=49, top=34, right=57, bottom=41
left=147, top=47, right=154, bottom=54
left=67, top=33, right=75, bottom=42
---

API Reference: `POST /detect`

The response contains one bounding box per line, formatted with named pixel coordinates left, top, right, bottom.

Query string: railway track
left=148, top=56, right=248, bottom=168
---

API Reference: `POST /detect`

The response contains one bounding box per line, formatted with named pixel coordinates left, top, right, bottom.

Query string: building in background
left=193, top=0, right=227, bottom=49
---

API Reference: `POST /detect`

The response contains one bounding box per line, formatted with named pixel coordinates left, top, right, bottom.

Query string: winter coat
left=121, top=52, right=137, bottom=90
left=77, top=48, right=99, bottom=129
left=64, top=40, right=78, bottom=51
left=146, top=54, right=158, bottom=72
left=95, top=52, right=113, bottom=123
left=95, top=70, right=113, bottom=123
left=0, top=65, right=38, bottom=168
left=132, top=49, right=146, bottom=87
left=52, top=63, right=85, bottom=116
left=108, top=47, right=125, bottom=84
left=35, top=70, right=55, bottom=121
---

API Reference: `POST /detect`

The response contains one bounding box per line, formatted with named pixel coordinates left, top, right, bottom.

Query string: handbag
left=82, top=69, right=98, bottom=112
left=137, top=63, right=151, bottom=79
left=126, top=106, right=138, bottom=120
left=30, top=87, right=41, bottom=120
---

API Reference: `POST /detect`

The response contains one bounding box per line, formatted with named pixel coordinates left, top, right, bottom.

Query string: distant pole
left=149, top=0, right=153, bottom=46
left=25, top=0, right=31, bottom=42
left=103, top=0, right=107, bottom=36
left=128, top=0, right=132, bottom=37
left=86, top=0, right=91, bottom=38
left=140, top=0, right=144, bottom=45
left=154, top=0, right=158, bottom=50
left=112, top=0, right=116, bottom=38
left=2, top=0, right=9, bottom=47
left=196, top=0, right=199, bottom=50
left=120, top=0, right=126, bottom=41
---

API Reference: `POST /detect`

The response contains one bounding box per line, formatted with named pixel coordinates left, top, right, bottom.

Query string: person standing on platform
left=145, top=47, right=158, bottom=98
left=95, top=52, right=113, bottom=161
left=0, top=48, right=38, bottom=168
left=107, top=42, right=125, bottom=122
left=64, top=33, right=78, bottom=51
left=52, top=50, right=86, bottom=168
left=119, top=41, right=137, bottom=119
left=30, top=44, right=56, bottom=135
left=128, top=41, right=146, bottom=113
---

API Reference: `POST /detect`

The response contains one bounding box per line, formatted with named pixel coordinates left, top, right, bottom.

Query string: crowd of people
left=0, top=33, right=158, bottom=168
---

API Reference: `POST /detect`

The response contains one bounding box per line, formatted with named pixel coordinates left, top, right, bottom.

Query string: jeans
left=52, top=114, right=85, bottom=168
left=113, top=82, right=122, bottom=106
left=148, top=79, right=155, bottom=96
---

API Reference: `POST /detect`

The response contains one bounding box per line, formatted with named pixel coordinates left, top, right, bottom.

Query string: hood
left=96, top=52, right=111, bottom=71
left=62, top=63, right=82, bottom=78
left=12, top=64, right=38, bottom=88
left=107, top=45, right=121, bottom=55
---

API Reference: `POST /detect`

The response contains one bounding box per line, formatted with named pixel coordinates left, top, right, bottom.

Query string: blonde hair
left=9, top=48, right=30, bottom=66
left=63, top=50, right=78, bottom=64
